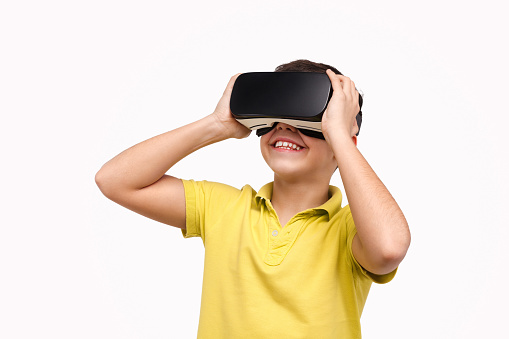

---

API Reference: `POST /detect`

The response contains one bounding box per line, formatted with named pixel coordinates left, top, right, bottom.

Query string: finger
left=350, top=80, right=357, bottom=99
left=353, top=119, right=359, bottom=135
left=326, top=69, right=344, bottom=93
left=350, top=80, right=360, bottom=109
left=338, top=75, right=353, bottom=99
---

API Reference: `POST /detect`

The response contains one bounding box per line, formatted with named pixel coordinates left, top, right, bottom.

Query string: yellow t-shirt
left=181, top=179, right=397, bottom=339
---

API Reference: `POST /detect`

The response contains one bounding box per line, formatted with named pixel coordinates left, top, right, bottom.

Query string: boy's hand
left=210, top=73, right=252, bottom=139
left=321, top=69, right=360, bottom=141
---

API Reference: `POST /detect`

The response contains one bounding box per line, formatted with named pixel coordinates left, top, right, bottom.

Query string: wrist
left=208, top=111, right=251, bottom=140
left=323, top=127, right=351, bottom=143
left=203, top=113, right=234, bottom=141
left=325, top=129, right=357, bottom=152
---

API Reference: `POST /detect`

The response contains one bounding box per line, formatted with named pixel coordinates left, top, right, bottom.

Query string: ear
left=352, top=135, right=357, bottom=146
left=352, top=119, right=359, bottom=146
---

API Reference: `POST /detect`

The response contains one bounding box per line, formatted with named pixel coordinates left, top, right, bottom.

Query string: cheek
left=306, top=141, right=336, bottom=166
left=260, top=133, right=270, bottom=145
left=259, top=135, right=271, bottom=161
left=305, top=139, right=333, bottom=155
left=259, top=130, right=276, bottom=150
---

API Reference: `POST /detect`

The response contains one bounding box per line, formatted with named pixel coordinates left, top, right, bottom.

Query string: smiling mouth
left=272, top=141, right=303, bottom=151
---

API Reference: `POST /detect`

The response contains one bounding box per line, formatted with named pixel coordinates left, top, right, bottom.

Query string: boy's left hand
left=321, top=69, right=360, bottom=141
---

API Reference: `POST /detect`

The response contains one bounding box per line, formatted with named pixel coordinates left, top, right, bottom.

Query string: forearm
left=330, top=134, right=411, bottom=262
left=96, top=114, right=227, bottom=194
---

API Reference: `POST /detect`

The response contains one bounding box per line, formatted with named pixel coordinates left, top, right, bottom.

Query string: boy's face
left=260, top=123, right=338, bottom=182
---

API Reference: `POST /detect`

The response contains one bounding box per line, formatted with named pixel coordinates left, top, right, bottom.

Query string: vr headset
left=230, top=72, right=363, bottom=140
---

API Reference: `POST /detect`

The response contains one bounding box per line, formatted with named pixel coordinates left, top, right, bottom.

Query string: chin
left=270, top=165, right=305, bottom=181
left=265, top=159, right=319, bottom=182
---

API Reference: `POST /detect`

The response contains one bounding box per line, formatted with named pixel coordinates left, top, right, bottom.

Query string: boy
left=95, top=59, right=411, bottom=338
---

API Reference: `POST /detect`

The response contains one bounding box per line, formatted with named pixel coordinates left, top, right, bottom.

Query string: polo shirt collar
left=255, top=182, right=274, bottom=202
left=255, top=182, right=343, bottom=218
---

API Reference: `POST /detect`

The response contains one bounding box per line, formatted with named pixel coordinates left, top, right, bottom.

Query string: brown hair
left=274, top=59, right=343, bottom=75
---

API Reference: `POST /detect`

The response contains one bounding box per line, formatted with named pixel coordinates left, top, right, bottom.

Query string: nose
left=276, top=122, right=297, bottom=133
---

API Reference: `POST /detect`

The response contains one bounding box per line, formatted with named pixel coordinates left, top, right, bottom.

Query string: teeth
left=274, top=141, right=302, bottom=150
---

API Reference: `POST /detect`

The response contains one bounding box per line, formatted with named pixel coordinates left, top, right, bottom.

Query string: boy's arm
left=95, top=73, right=250, bottom=229
left=322, top=70, right=411, bottom=275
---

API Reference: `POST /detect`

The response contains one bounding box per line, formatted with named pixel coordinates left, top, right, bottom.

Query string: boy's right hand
left=210, top=73, right=252, bottom=139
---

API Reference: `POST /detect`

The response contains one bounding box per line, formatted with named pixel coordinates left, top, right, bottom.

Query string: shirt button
left=272, top=230, right=278, bottom=236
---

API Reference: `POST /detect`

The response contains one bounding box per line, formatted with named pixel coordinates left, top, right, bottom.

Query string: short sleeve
left=345, top=205, right=398, bottom=284
left=180, top=179, right=242, bottom=241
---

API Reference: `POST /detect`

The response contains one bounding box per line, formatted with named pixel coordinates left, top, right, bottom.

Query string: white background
left=1, top=0, right=508, bottom=338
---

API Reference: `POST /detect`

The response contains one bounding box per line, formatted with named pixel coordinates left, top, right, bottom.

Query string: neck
left=270, top=175, right=331, bottom=226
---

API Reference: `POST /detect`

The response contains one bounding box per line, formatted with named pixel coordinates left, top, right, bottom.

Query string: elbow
left=380, top=231, right=411, bottom=270
left=95, top=168, right=108, bottom=195
left=95, top=167, right=117, bottom=199
left=95, top=168, right=105, bottom=189
left=380, top=248, right=407, bottom=272
left=357, top=234, right=411, bottom=276
left=370, top=250, right=407, bottom=276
